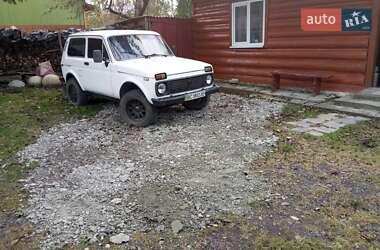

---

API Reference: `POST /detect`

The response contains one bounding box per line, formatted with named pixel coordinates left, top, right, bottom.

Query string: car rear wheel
left=66, top=78, right=88, bottom=106
left=183, top=96, right=210, bottom=110
left=120, top=89, right=157, bottom=127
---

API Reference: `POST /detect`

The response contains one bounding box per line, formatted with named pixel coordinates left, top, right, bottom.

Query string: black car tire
left=183, top=96, right=210, bottom=110
left=66, top=78, right=88, bottom=106
left=120, top=89, right=157, bottom=127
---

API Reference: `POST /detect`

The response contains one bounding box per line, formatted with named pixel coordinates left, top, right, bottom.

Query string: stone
left=287, top=113, right=369, bottom=136
left=111, top=198, right=122, bottom=205
left=8, top=80, right=25, bottom=88
left=89, top=235, right=98, bottom=244
left=195, top=202, right=202, bottom=211
left=287, top=121, right=311, bottom=128
left=290, top=216, right=300, bottom=221
left=28, top=76, right=43, bottom=87
left=105, top=244, right=111, bottom=248
left=42, top=74, right=61, bottom=87
left=335, top=96, right=380, bottom=111
left=229, top=78, right=240, bottom=84
left=156, top=225, right=165, bottom=232
left=295, top=235, right=303, bottom=242
left=89, top=225, right=98, bottom=232
left=280, top=202, right=290, bottom=206
left=18, top=93, right=285, bottom=249
left=11, top=239, right=19, bottom=246
left=290, top=127, right=311, bottom=133
left=171, top=220, right=184, bottom=234
left=312, top=126, right=337, bottom=134
left=109, top=233, right=130, bottom=244
left=157, top=216, right=165, bottom=223
left=307, top=131, right=325, bottom=137
left=355, top=88, right=380, bottom=101
left=319, top=101, right=380, bottom=118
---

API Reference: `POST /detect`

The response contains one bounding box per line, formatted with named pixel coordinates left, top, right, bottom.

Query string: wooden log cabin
left=192, top=0, right=380, bottom=92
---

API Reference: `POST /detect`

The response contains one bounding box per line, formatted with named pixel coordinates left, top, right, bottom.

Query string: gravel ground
left=17, top=93, right=284, bottom=249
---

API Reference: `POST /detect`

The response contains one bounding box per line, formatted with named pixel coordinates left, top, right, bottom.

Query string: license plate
left=185, top=90, right=206, bottom=101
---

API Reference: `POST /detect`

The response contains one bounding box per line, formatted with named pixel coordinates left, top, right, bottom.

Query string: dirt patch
left=0, top=214, right=43, bottom=250
left=129, top=107, right=380, bottom=250
left=18, top=94, right=284, bottom=249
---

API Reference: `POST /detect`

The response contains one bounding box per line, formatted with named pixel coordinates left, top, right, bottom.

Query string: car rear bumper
left=151, top=85, right=220, bottom=107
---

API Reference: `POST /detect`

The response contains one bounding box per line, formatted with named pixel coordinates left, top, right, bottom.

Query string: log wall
left=192, top=0, right=376, bottom=92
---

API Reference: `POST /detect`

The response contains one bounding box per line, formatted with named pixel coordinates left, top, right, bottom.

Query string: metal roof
left=69, top=29, right=159, bottom=38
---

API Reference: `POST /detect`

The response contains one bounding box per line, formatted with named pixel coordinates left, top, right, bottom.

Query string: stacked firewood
left=0, top=28, right=81, bottom=75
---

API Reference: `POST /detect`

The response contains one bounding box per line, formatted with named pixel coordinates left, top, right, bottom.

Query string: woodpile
left=0, top=28, right=81, bottom=76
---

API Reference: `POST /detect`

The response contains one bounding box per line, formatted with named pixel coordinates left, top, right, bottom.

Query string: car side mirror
left=93, top=50, right=102, bottom=63
left=104, top=58, right=110, bottom=67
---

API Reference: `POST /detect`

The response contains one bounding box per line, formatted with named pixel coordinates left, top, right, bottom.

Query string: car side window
left=88, top=38, right=103, bottom=58
left=88, top=38, right=110, bottom=61
left=68, top=38, right=85, bottom=57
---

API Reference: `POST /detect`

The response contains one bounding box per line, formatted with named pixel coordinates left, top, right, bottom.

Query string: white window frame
left=231, top=0, right=266, bottom=49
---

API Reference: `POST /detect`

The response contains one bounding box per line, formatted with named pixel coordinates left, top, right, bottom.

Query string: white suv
left=61, top=30, right=219, bottom=126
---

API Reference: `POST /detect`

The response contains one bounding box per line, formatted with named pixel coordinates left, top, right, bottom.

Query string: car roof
left=69, top=30, right=160, bottom=38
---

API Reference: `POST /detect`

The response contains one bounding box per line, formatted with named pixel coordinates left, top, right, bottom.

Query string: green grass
left=281, top=103, right=322, bottom=122
left=0, top=89, right=104, bottom=249
left=322, top=120, right=380, bottom=167
left=252, top=105, right=380, bottom=250
left=0, top=89, right=103, bottom=213
left=104, top=105, right=380, bottom=250
left=2, top=93, right=379, bottom=249
left=0, top=89, right=102, bottom=162
left=254, top=235, right=329, bottom=250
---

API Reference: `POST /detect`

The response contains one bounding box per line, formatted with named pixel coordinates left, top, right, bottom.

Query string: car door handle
left=84, top=62, right=89, bottom=66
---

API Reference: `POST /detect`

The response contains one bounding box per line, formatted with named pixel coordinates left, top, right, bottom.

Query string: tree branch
left=103, top=0, right=151, bottom=19
left=106, top=0, right=130, bottom=19
left=138, top=0, right=150, bottom=16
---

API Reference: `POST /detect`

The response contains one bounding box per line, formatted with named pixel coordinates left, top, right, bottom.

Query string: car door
left=65, top=37, right=87, bottom=88
left=83, top=37, right=113, bottom=97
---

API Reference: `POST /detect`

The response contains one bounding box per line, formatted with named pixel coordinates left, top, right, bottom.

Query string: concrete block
left=307, top=131, right=325, bottom=137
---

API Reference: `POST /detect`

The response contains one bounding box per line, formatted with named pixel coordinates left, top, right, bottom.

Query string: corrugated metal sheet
left=0, top=0, right=84, bottom=27
left=192, top=0, right=375, bottom=92
left=148, top=17, right=193, bottom=58
left=112, top=16, right=193, bottom=58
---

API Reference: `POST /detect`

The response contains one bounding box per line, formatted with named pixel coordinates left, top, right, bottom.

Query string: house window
left=232, top=0, right=265, bottom=48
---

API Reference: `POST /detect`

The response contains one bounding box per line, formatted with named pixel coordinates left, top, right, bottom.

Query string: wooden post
left=272, top=73, right=280, bottom=91
left=313, top=78, right=321, bottom=96
left=58, top=32, right=63, bottom=53
left=365, top=0, right=380, bottom=88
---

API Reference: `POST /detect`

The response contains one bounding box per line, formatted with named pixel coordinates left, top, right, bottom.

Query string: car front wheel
left=66, top=78, right=88, bottom=106
left=120, top=89, right=157, bottom=127
left=183, top=96, right=210, bottom=110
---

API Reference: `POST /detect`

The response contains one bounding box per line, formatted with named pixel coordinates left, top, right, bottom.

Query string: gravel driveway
left=18, top=93, right=284, bottom=249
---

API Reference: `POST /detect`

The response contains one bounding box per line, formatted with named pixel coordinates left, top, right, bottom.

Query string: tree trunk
left=135, top=0, right=150, bottom=17
left=107, top=0, right=150, bottom=18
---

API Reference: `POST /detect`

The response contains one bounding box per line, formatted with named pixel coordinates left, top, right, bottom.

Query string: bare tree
left=106, top=0, right=150, bottom=18
left=3, top=0, right=150, bottom=19
left=176, top=0, right=192, bottom=17
left=1, top=0, right=25, bottom=3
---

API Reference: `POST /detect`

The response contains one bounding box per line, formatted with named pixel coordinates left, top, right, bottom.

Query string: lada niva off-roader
left=61, top=30, right=219, bottom=126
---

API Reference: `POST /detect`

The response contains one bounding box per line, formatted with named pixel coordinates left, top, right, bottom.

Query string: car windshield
left=108, top=34, right=173, bottom=61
